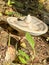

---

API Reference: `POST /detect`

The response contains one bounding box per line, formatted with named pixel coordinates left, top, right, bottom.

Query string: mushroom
left=7, top=14, right=48, bottom=36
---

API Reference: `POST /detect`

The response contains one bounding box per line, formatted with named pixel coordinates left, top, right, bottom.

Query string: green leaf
left=26, top=32, right=35, bottom=49
left=11, top=1, right=15, bottom=4
left=18, top=50, right=29, bottom=60
left=7, top=0, right=11, bottom=6
left=7, top=0, right=15, bottom=6
left=18, top=56, right=27, bottom=64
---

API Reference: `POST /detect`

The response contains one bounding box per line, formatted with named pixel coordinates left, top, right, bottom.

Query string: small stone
left=5, top=46, right=16, bottom=62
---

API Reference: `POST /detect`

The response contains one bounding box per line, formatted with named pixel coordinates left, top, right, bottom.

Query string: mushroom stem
left=25, top=14, right=32, bottom=24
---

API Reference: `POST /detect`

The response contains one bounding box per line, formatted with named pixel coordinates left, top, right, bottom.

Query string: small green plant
left=5, top=11, right=15, bottom=16
left=7, top=0, right=23, bottom=8
left=18, top=56, right=27, bottom=64
left=18, top=50, right=30, bottom=64
left=5, top=10, right=22, bottom=17
left=25, top=32, right=35, bottom=60
left=26, top=32, right=35, bottom=49
left=7, top=0, right=11, bottom=6
left=7, top=0, right=15, bottom=6
left=18, top=50, right=30, bottom=60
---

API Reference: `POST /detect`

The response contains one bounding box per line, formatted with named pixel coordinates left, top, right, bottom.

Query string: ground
left=0, top=0, right=49, bottom=65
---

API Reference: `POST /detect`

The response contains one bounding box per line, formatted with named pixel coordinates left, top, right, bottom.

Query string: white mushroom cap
left=7, top=15, right=48, bottom=36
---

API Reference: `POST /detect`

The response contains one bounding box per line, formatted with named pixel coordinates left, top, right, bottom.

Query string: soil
left=0, top=0, right=49, bottom=65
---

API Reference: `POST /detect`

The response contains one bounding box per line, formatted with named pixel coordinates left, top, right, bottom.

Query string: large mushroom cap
left=7, top=15, right=48, bottom=36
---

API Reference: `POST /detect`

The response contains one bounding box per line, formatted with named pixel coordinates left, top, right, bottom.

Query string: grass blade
left=8, top=34, right=11, bottom=46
